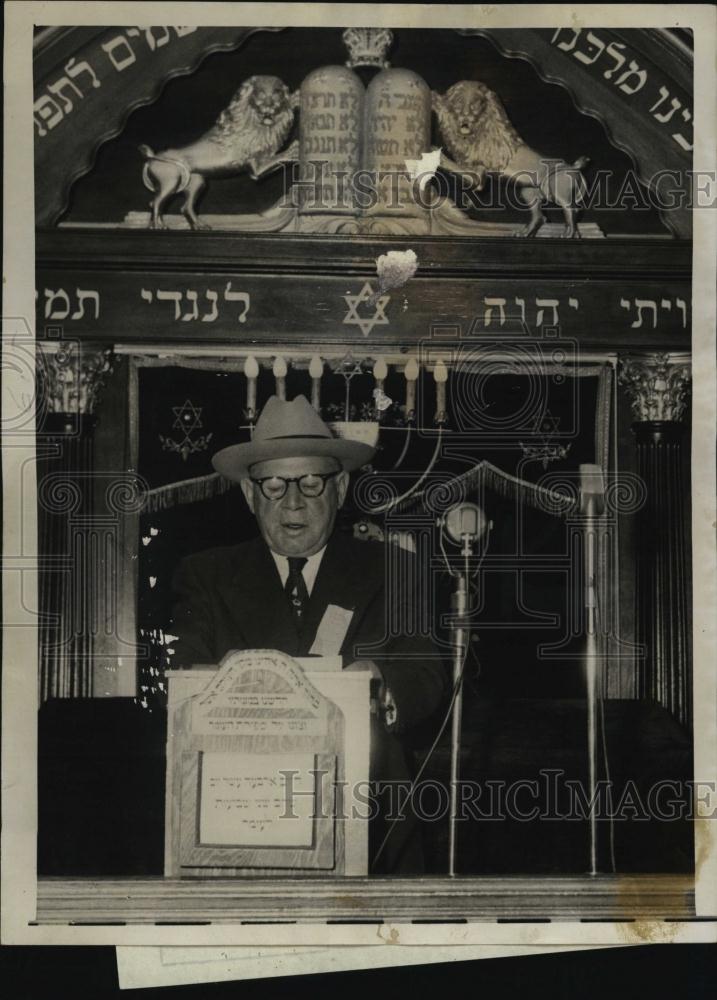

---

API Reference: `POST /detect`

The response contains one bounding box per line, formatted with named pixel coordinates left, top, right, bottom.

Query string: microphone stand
left=448, top=535, right=473, bottom=877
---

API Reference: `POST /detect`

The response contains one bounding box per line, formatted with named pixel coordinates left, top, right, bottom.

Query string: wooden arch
left=34, top=26, right=692, bottom=234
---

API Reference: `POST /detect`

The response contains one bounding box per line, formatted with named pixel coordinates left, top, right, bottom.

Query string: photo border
left=3, top=1, right=716, bottom=946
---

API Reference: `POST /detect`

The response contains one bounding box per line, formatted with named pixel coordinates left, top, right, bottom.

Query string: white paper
left=295, top=656, right=343, bottom=672
left=309, top=604, right=354, bottom=656
left=116, top=944, right=613, bottom=989
left=199, top=752, right=315, bottom=848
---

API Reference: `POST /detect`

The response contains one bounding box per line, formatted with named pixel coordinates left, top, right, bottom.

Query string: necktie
left=285, top=556, right=309, bottom=627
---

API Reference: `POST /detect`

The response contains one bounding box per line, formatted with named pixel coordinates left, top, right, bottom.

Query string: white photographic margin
left=116, top=944, right=616, bottom=990
left=2, top=1, right=716, bottom=947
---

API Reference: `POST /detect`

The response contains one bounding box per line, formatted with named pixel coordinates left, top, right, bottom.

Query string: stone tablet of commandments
left=298, top=66, right=363, bottom=215
left=364, top=69, right=431, bottom=216
left=165, top=649, right=367, bottom=877
left=297, top=64, right=432, bottom=223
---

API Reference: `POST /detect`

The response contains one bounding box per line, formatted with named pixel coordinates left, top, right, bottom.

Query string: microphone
left=442, top=502, right=490, bottom=544
left=579, top=463, right=605, bottom=516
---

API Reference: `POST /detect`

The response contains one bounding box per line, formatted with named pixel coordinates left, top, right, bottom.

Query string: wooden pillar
left=90, top=356, right=143, bottom=699
left=37, top=342, right=113, bottom=699
left=618, top=353, right=692, bottom=728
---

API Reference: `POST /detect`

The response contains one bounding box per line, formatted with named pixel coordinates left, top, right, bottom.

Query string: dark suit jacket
left=170, top=531, right=448, bottom=873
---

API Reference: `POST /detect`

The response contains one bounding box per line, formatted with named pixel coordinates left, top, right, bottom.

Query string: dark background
left=2, top=945, right=715, bottom=999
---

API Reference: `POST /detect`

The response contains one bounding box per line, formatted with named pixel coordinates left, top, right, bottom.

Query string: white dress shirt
left=270, top=545, right=327, bottom=596
left=268, top=543, right=397, bottom=728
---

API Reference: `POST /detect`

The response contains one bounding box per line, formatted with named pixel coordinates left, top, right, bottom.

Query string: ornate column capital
left=618, top=352, right=691, bottom=423
left=39, top=342, right=114, bottom=418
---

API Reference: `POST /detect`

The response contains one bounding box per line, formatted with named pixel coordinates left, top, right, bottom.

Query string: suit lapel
left=217, top=538, right=301, bottom=656
left=302, top=533, right=382, bottom=658
left=215, top=534, right=383, bottom=660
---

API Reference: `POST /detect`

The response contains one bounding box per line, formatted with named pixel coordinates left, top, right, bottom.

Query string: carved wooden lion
left=139, top=75, right=298, bottom=230
left=433, top=80, right=590, bottom=237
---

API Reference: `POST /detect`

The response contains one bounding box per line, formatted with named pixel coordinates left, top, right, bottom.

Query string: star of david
left=330, top=351, right=365, bottom=380
left=342, top=282, right=390, bottom=337
left=172, top=399, right=203, bottom=433
left=521, top=410, right=570, bottom=469
left=533, top=410, right=561, bottom=444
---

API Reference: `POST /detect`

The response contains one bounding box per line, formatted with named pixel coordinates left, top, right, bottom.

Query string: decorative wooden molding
left=36, top=874, right=695, bottom=923
left=39, top=228, right=691, bottom=277
left=36, top=233, right=692, bottom=350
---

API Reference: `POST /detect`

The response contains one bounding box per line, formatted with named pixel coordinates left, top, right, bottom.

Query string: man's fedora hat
left=212, top=395, right=376, bottom=481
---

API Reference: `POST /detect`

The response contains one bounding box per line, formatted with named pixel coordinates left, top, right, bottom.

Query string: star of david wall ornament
left=342, top=283, right=390, bottom=337
left=519, top=410, right=571, bottom=470
left=159, top=398, right=214, bottom=462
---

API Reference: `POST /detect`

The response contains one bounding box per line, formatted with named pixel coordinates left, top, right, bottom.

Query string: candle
left=404, top=357, right=419, bottom=421
left=273, top=355, right=287, bottom=400
left=309, top=355, right=323, bottom=411
left=244, top=355, right=259, bottom=420
left=433, top=358, right=448, bottom=424
left=373, top=356, right=389, bottom=419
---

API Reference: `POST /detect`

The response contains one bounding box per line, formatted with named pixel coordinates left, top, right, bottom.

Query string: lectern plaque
left=165, top=649, right=348, bottom=876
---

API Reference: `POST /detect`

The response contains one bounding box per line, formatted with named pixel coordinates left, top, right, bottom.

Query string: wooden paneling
left=36, top=873, right=695, bottom=922
left=39, top=228, right=690, bottom=276
left=36, top=231, right=692, bottom=350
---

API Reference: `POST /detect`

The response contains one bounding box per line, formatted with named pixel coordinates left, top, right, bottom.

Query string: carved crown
left=342, top=27, right=393, bottom=69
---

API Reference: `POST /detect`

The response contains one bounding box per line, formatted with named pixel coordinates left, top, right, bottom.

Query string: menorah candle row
left=241, top=354, right=449, bottom=425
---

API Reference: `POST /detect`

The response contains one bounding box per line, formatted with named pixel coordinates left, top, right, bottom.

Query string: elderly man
left=170, top=395, right=448, bottom=873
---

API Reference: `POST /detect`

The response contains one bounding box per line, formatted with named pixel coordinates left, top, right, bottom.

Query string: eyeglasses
left=250, top=471, right=340, bottom=501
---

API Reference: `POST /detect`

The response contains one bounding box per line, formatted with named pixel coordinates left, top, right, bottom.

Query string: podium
left=165, top=650, right=371, bottom=877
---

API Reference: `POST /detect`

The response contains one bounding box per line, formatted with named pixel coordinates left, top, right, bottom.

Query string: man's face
left=240, top=455, right=349, bottom=557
